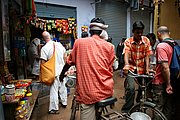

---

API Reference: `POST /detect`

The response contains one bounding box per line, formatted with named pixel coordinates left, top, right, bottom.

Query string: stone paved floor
left=30, top=70, right=126, bottom=120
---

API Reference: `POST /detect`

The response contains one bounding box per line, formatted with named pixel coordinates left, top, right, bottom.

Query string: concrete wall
left=160, top=0, right=180, bottom=40
left=34, top=0, right=95, bottom=38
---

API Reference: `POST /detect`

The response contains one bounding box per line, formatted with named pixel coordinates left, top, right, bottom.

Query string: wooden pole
left=153, top=0, right=164, bottom=34
left=153, top=0, right=159, bottom=34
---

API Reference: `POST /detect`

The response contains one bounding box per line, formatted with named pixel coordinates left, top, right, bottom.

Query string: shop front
left=96, top=0, right=128, bottom=47
left=0, top=0, right=40, bottom=119
left=0, top=1, right=95, bottom=119
left=34, top=2, right=78, bottom=49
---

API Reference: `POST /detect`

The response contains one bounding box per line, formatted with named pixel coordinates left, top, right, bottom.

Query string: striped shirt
left=67, top=35, right=115, bottom=104
left=123, top=36, right=152, bottom=74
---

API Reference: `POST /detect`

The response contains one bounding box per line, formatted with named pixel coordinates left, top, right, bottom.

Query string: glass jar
left=26, top=93, right=33, bottom=106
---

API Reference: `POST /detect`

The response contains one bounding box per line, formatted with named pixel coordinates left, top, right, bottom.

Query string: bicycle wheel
left=70, top=98, right=77, bottom=120
left=128, top=102, right=167, bottom=120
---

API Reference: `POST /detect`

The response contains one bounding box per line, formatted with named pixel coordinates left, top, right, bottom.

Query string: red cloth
left=67, top=35, right=115, bottom=104
left=32, top=0, right=36, bottom=15
left=123, top=36, right=152, bottom=74
left=153, top=42, right=173, bottom=85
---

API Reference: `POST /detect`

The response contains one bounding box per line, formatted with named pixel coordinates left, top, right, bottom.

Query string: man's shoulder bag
left=40, top=43, right=56, bottom=86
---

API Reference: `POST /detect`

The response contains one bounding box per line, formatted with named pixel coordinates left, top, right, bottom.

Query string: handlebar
left=128, top=70, right=154, bottom=79
left=66, top=75, right=76, bottom=79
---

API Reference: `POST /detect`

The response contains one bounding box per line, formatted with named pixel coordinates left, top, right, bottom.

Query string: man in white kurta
left=40, top=31, right=67, bottom=114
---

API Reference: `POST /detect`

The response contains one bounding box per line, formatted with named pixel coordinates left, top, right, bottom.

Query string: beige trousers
left=80, top=104, right=96, bottom=120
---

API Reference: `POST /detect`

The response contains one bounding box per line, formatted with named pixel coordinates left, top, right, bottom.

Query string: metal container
left=130, top=112, right=151, bottom=120
left=5, top=84, right=15, bottom=95
left=65, top=75, right=76, bottom=88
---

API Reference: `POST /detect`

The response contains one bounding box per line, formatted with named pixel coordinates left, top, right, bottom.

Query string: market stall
left=1, top=79, right=39, bottom=120
left=30, top=17, right=77, bottom=49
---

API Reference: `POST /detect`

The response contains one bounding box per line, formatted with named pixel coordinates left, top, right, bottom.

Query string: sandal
left=60, top=102, right=67, bottom=108
left=48, top=110, right=60, bottom=114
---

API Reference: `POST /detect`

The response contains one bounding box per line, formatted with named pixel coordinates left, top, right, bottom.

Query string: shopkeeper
left=27, top=31, right=44, bottom=80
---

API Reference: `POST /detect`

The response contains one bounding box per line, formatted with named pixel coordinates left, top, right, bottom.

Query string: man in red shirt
left=152, top=26, right=174, bottom=120
left=121, top=21, right=152, bottom=113
left=60, top=18, right=115, bottom=119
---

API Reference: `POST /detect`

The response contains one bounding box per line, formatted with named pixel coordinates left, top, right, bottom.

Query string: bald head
left=157, top=26, right=170, bottom=41
left=157, top=26, right=169, bottom=34
left=42, top=31, right=51, bottom=42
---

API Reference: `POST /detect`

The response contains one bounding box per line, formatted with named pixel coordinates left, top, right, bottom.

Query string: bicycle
left=66, top=75, right=133, bottom=120
left=127, top=70, right=167, bottom=120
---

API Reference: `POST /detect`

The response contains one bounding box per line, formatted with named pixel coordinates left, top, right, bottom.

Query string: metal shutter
left=96, top=0, right=128, bottom=48
left=35, top=2, right=76, bottom=19
left=131, top=8, right=150, bottom=35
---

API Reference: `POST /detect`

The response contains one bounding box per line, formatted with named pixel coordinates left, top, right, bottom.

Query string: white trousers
left=49, top=76, right=67, bottom=111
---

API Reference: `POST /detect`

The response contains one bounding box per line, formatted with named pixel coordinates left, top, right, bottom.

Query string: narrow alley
left=30, top=70, right=125, bottom=120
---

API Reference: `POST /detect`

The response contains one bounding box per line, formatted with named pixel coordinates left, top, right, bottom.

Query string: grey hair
left=157, top=26, right=169, bottom=34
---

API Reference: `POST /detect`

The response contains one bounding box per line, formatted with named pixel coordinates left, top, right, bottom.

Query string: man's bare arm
left=124, top=53, right=129, bottom=65
left=145, top=55, right=150, bottom=74
left=161, top=62, right=173, bottom=94
left=161, top=62, right=171, bottom=86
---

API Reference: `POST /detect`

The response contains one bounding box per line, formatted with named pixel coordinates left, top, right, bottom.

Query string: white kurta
left=40, top=40, right=67, bottom=111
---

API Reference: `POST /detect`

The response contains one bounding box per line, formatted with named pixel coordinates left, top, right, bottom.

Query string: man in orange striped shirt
left=121, top=21, right=152, bottom=113
left=60, top=18, right=115, bottom=120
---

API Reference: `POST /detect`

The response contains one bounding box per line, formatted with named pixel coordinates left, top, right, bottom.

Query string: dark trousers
left=121, top=76, right=142, bottom=112
left=152, top=84, right=174, bottom=120
left=173, top=79, right=180, bottom=120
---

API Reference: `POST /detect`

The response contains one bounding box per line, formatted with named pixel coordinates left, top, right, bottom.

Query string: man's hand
left=123, top=65, right=130, bottom=75
left=166, top=84, right=173, bottom=94
left=149, top=69, right=156, bottom=76
left=59, top=63, right=72, bottom=82
left=146, top=68, right=150, bottom=75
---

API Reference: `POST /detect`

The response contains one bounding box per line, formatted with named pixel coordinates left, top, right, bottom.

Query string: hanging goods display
left=68, top=18, right=77, bottom=34
left=81, top=25, right=88, bottom=32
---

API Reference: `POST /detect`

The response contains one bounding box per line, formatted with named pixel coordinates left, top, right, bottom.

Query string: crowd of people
left=27, top=17, right=179, bottom=120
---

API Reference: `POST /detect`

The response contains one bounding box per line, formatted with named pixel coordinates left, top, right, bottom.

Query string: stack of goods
left=31, top=18, right=77, bottom=35
left=55, top=19, right=62, bottom=32
left=81, top=25, right=88, bottom=32
left=61, top=19, right=69, bottom=34
left=13, top=79, right=33, bottom=120
left=55, top=19, right=69, bottom=34
left=15, top=92, right=33, bottom=120
left=1, top=79, right=32, bottom=103
left=68, top=18, right=77, bottom=34
left=0, top=79, right=34, bottom=120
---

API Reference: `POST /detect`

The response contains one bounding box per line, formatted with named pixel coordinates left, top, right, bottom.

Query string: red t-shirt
left=153, top=42, right=173, bottom=85
left=67, top=35, right=115, bottom=104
